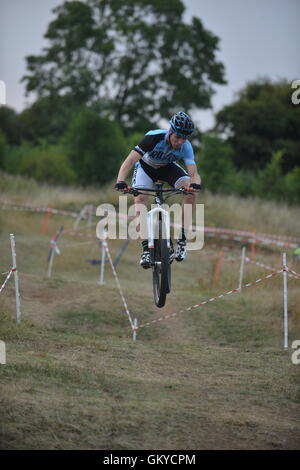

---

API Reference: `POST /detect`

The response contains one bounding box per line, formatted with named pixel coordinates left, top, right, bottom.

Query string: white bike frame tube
left=147, top=207, right=170, bottom=248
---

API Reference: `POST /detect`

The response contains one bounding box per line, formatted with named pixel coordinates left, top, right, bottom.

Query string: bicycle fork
left=147, top=206, right=171, bottom=266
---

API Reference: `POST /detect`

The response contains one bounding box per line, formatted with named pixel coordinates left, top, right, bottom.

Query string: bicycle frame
left=146, top=184, right=171, bottom=261
left=123, top=183, right=198, bottom=307
left=125, top=183, right=195, bottom=255
left=147, top=207, right=171, bottom=251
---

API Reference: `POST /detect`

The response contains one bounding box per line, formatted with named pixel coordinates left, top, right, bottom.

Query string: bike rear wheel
left=152, top=216, right=171, bottom=308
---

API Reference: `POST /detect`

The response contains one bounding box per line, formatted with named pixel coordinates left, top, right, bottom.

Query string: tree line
left=0, top=0, right=299, bottom=204
left=201, top=79, right=300, bottom=204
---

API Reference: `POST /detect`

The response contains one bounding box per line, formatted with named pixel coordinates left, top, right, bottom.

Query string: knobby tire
left=152, top=216, right=171, bottom=308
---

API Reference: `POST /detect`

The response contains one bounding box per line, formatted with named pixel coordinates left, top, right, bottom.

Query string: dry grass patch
left=0, top=176, right=300, bottom=450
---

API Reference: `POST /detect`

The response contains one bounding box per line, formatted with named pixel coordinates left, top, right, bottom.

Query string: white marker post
left=73, top=205, right=88, bottom=230
left=0, top=340, right=6, bottom=364
left=238, top=246, right=246, bottom=291
left=47, top=226, right=63, bottom=278
left=10, top=233, right=21, bottom=324
left=98, top=240, right=106, bottom=285
left=47, top=244, right=56, bottom=278
left=283, top=253, right=288, bottom=349
left=133, top=318, right=138, bottom=341
left=87, top=205, right=94, bottom=228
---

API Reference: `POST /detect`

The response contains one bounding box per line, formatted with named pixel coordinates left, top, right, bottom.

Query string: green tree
left=63, top=108, right=127, bottom=184
left=255, top=150, right=285, bottom=201
left=199, top=133, right=235, bottom=192
left=284, top=166, right=300, bottom=204
left=4, top=140, right=76, bottom=184
left=0, top=132, right=8, bottom=169
left=0, top=106, right=23, bottom=145
left=215, top=78, right=300, bottom=173
left=19, top=95, right=80, bottom=144
left=22, top=0, right=226, bottom=131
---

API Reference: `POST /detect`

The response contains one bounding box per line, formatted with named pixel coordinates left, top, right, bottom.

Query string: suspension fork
left=147, top=206, right=171, bottom=265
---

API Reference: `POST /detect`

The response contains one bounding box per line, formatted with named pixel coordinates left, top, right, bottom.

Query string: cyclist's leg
left=132, top=162, right=153, bottom=238
left=161, top=163, right=195, bottom=261
left=132, top=162, right=155, bottom=190
left=157, top=164, right=189, bottom=261
left=175, top=174, right=195, bottom=238
left=174, top=175, right=194, bottom=261
left=132, top=163, right=153, bottom=268
left=171, top=163, right=196, bottom=238
left=179, top=183, right=197, bottom=260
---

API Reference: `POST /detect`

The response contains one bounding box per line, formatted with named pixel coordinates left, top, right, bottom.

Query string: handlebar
left=123, top=186, right=200, bottom=196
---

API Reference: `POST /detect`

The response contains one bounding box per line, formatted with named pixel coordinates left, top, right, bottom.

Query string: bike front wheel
left=152, top=219, right=171, bottom=308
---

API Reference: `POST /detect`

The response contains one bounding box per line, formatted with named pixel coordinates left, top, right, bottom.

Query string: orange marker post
left=41, top=204, right=53, bottom=235
left=214, top=248, right=224, bottom=282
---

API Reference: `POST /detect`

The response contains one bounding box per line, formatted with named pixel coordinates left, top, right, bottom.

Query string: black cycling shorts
left=132, top=160, right=189, bottom=188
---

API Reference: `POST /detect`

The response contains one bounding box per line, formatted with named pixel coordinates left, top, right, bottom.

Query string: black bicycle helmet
left=169, top=111, right=194, bottom=137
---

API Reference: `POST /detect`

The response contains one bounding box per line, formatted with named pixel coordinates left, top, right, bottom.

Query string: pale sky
left=0, top=0, right=299, bottom=130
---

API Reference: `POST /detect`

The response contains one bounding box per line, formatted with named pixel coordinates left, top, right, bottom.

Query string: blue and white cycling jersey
left=134, top=129, right=195, bottom=170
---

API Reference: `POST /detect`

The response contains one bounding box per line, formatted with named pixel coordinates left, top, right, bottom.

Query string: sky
left=0, top=0, right=299, bottom=131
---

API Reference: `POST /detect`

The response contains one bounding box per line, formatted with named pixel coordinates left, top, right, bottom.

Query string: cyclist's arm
left=116, top=150, right=141, bottom=182
left=186, top=163, right=201, bottom=185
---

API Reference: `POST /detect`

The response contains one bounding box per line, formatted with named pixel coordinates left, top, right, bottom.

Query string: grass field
left=0, top=173, right=300, bottom=450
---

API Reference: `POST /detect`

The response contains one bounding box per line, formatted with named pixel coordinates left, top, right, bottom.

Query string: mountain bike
left=124, top=183, right=196, bottom=308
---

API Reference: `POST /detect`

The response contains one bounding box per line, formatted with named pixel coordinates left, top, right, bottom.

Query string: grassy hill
left=0, top=172, right=299, bottom=450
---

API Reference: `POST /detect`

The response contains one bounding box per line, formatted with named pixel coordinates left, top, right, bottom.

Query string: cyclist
left=115, top=111, right=201, bottom=268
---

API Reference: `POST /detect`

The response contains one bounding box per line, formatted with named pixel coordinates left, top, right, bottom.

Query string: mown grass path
left=0, top=201, right=299, bottom=449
